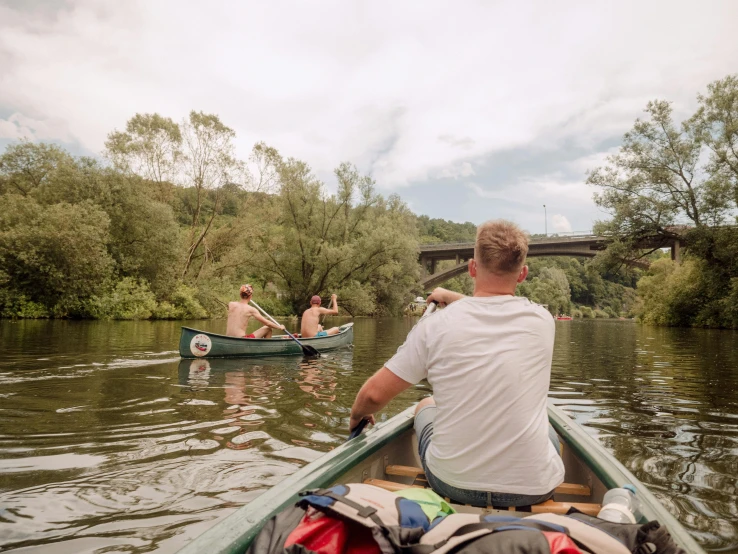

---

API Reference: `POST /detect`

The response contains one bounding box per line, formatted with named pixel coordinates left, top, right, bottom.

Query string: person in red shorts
left=225, top=284, right=284, bottom=338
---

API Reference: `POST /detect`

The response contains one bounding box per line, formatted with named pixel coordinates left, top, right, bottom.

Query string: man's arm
left=426, top=287, right=466, bottom=306
left=250, top=308, right=285, bottom=330
left=349, top=367, right=412, bottom=431
left=320, top=294, right=339, bottom=315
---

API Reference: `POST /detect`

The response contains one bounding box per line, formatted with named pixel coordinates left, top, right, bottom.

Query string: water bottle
left=597, top=485, right=642, bottom=524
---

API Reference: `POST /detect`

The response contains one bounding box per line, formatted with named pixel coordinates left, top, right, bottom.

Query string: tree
left=0, top=141, right=75, bottom=197
left=247, top=152, right=419, bottom=314
left=0, top=196, right=114, bottom=315
left=589, top=74, right=738, bottom=327
left=517, top=266, right=571, bottom=315
left=105, top=113, right=182, bottom=184
left=106, top=111, right=251, bottom=279
left=690, top=75, right=738, bottom=209
left=588, top=99, right=732, bottom=267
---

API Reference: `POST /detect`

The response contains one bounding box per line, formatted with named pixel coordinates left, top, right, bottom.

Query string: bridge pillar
left=429, top=258, right=436, bottom=275
left=671, top=240, right=681, bottom=264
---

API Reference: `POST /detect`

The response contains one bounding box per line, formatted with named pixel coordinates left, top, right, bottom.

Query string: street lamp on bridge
left=543, top=204, right=547, bottom=236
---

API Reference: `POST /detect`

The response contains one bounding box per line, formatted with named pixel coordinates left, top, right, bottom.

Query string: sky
left=1, top=1, right=737, bottom=235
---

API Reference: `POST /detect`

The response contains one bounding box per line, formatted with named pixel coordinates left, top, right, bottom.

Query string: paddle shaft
left=250, top=301, right=320, bottom=357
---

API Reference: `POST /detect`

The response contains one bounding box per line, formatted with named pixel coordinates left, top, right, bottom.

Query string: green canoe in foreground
left=179, top=323, right=354, bottom=358
left=177, top=403, right=705, bottom=554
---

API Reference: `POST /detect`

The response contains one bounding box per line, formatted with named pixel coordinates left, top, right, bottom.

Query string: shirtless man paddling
left=226, top=284, right=285, bottom=338
left=301, top=294, right=340, bottom=338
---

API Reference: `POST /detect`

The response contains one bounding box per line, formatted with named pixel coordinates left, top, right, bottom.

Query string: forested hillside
left=0, top=112, right=636, bottom=320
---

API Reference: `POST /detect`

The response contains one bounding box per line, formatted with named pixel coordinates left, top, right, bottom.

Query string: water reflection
left=0, top=318, right=736, bottom=552
left=549, top=320, right=738, bottom=552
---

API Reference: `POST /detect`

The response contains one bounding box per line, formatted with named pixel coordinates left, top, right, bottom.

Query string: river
left=0, top=318, right=736, bottom=553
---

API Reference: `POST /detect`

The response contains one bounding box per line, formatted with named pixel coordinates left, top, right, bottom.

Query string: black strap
left=322, top=491, right=378, bottom=518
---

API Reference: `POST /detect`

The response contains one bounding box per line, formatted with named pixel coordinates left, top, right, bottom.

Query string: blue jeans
left=414, top=405, right=560, bottom=508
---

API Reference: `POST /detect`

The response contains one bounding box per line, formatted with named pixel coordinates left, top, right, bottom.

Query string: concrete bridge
left=419, top=232, right=682, bottom=290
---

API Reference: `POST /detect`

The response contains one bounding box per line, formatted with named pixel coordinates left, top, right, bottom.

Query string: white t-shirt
left=385, top=295, right=565, bottom=494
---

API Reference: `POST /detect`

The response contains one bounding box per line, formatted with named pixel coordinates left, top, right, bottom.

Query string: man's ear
left=468, top=258, right=476, bottom=278
left=517, top=265, right=528, bottom=283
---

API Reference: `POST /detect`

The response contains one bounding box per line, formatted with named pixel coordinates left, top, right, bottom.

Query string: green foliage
left=246, top=154, right=419, bottom=315
left=0, top=288, right=50, bottom=318
left=154, top=283, right=208, bottom=320
left=0, top=141, right=75, bottom=196
left=88, top=278, right=158, bottom=320
left=636, top=259, right=703, bottom=326
left=0, top=195, right=114, bottom=316
left=1, top=108, right=640, bottom=322
left=636, top=248, right=738, bottom=328
left=335, top=281, right=376, bottom=316
left=416, top=216, right=477, bottom=243
left=589, top=74, right=738, bottom=327
left=517, top=266, right=571, bottom=315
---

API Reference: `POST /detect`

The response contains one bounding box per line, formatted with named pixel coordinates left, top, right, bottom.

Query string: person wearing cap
left=300, top=294, right=340, bottom=338
left=226, top=284, right=285, bottom=338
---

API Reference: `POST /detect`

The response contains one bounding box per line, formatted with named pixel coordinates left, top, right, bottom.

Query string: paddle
left=250, top=300, right=321, bottom=358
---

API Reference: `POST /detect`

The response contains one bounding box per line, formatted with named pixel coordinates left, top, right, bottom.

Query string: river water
left=0, top=318, right=736, bottom=553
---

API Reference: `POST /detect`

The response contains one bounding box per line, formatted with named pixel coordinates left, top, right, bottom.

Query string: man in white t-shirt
left=349, top=220, right=564, bottom=507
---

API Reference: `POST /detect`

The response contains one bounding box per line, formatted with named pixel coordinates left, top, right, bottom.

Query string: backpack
left=245, top=484, right=687, bottom=554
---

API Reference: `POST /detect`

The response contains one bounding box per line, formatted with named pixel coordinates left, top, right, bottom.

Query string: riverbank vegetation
left=589, top=74, right=738, bottom=328
left=2, top=112, right=636, bottom=321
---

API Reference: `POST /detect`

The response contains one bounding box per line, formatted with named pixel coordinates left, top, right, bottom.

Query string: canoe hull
left=178, top=324, right=354, bottom=358
left=177, top=404, right=705, bottom=554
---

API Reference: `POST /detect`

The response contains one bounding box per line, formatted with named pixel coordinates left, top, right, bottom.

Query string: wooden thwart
left=365, top=478, right=424, bottom=491
left=530, top=500, right=600, bottom=517
left=554, top=482, right=591, bottom=496
left=385, top=465, right=425, bottom=478
left=384, top=465, right=591, bottom=497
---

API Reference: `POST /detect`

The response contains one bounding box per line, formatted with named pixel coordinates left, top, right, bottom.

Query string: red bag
left=284, top=508, right=381, bottom=554
left=542, top=531, right=583, bottom=553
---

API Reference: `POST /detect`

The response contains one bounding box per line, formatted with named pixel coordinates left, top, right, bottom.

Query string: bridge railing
left=420, top=231, right=599, bottom=250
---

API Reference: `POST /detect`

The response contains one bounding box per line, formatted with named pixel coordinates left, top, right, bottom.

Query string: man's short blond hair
left=475, top=220, right=528, bottom=275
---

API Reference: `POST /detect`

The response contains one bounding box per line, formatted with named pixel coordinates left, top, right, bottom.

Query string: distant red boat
left=556, top=316, right=573, bottom=321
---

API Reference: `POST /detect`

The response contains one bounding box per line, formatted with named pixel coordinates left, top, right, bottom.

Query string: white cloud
left=566, top=148, right=620, bottom=176
left=0, top=112, right=71, bottom=142
left=436, top=162, right=475, bottom=179
left=0, top=0, right=736, bottom=224
left=551, top=214, right=573, bottom=233
left=466, top=182, right=507, bottom=200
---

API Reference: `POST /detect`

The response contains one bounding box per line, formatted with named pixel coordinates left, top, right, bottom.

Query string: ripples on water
left=0, top=318, right=736, bottom=552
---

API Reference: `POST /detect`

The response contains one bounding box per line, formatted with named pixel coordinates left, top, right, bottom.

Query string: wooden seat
left=384, top=465, right=591, bottom=497
left=365, top=478, right=600, bottom=516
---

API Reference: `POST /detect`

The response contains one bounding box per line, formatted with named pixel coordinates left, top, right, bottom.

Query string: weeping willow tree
left=246, top=151, right=420, bottom=315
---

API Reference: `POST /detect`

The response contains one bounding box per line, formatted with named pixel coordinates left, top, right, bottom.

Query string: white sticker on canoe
left=190, top=334, right=212, bottom=357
